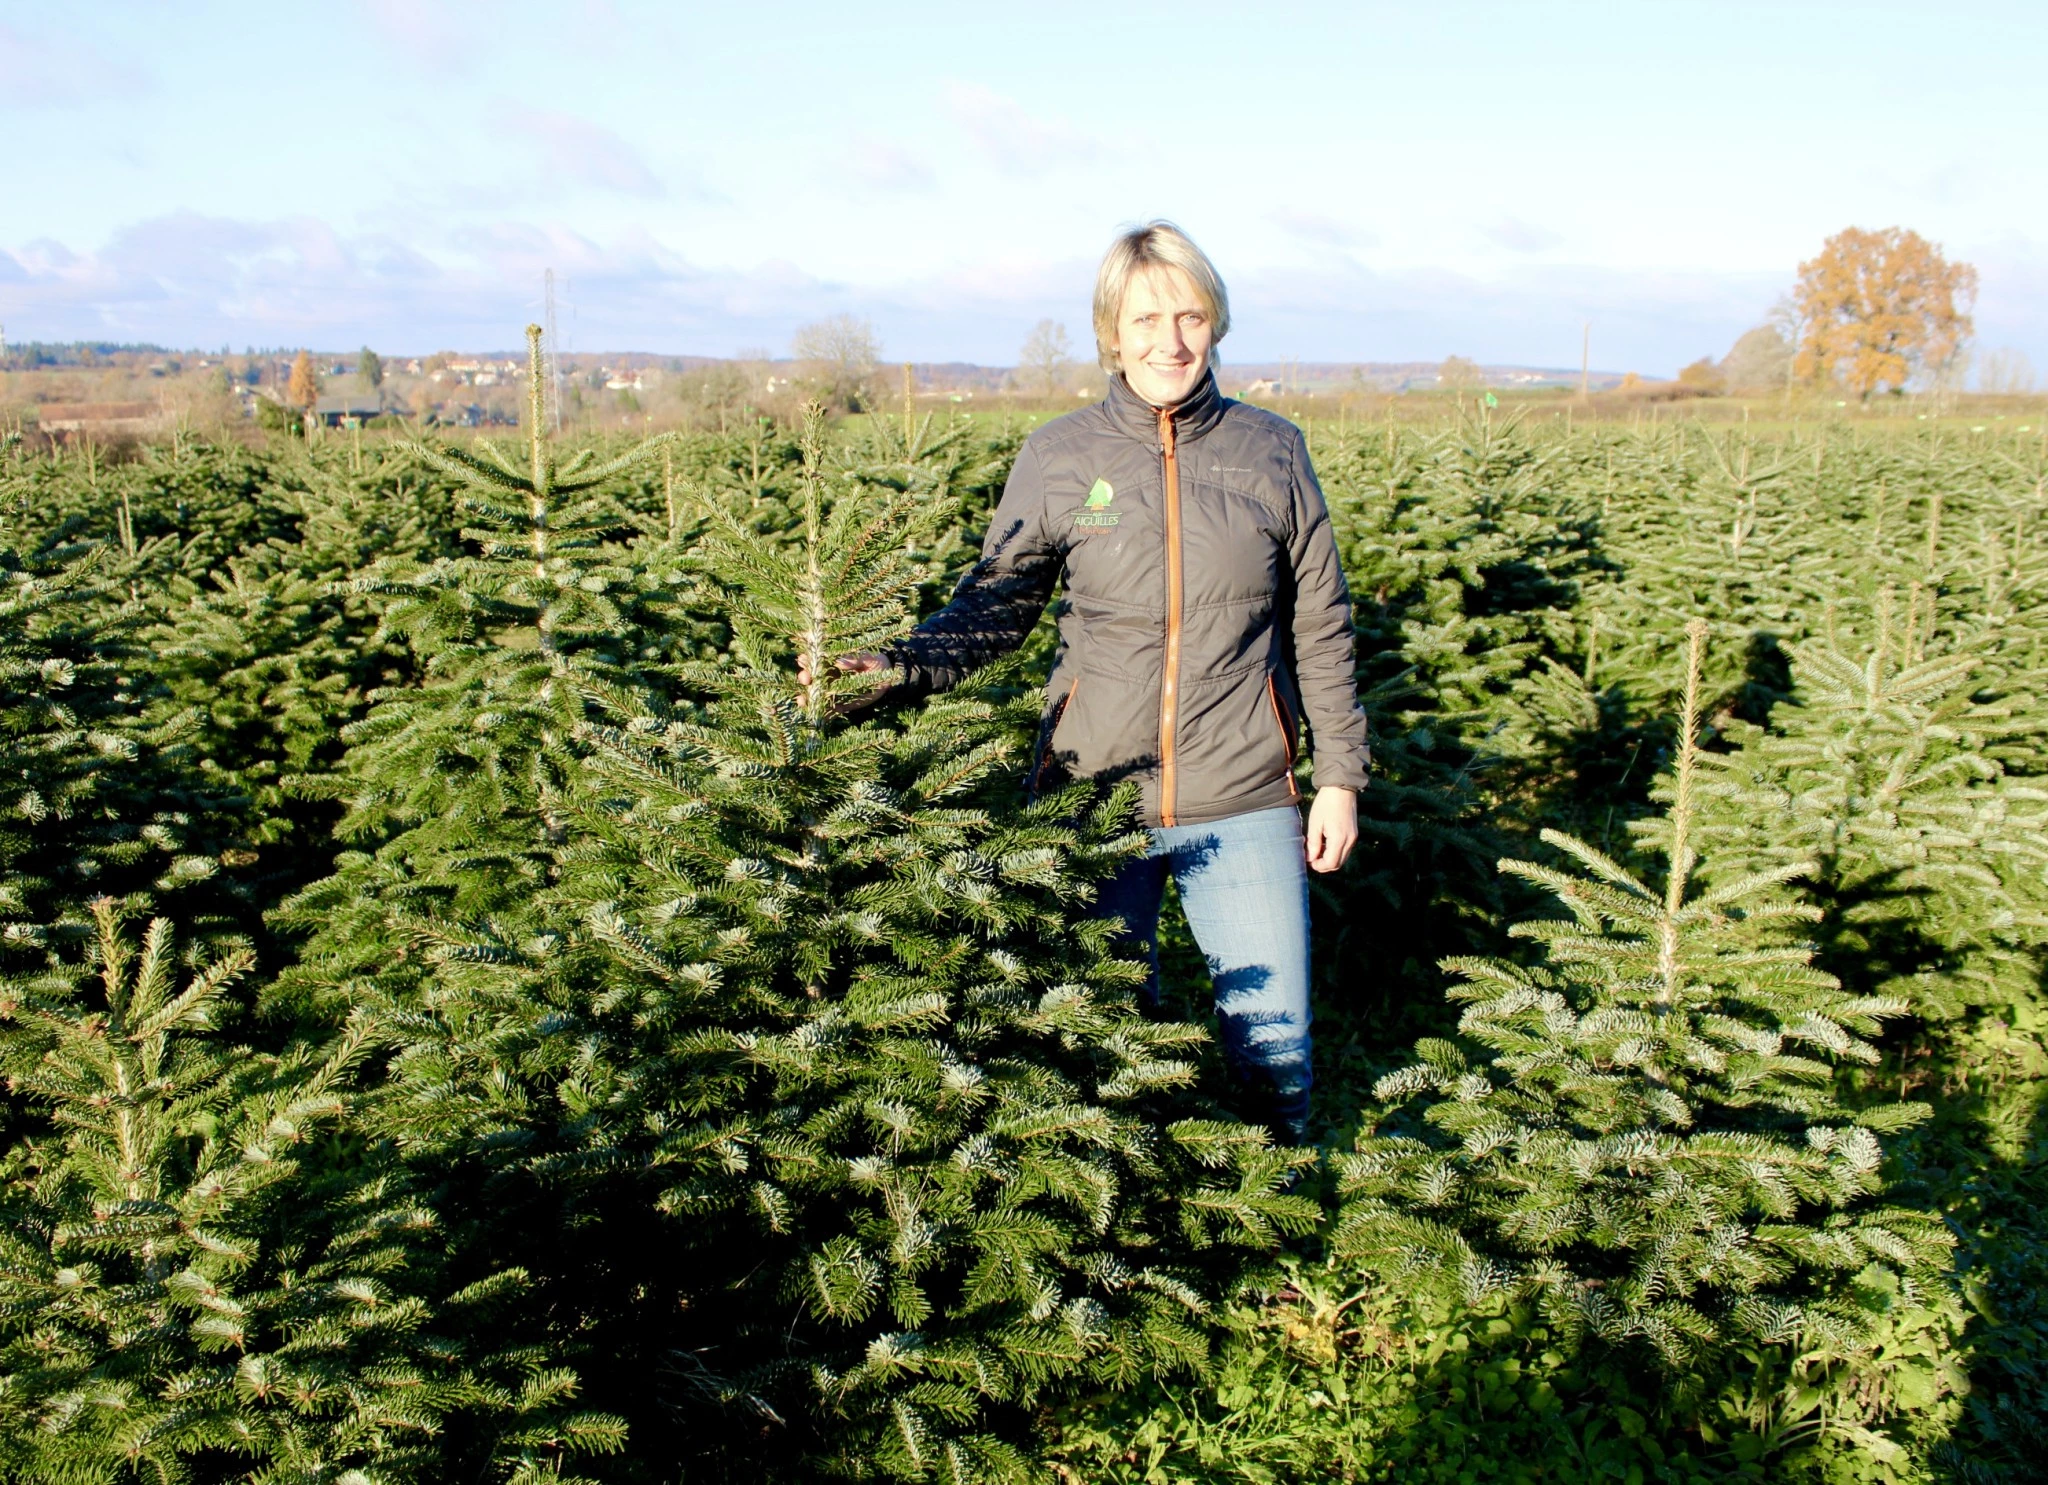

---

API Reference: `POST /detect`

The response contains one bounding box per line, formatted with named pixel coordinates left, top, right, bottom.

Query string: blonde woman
left=820, top=221, right=1367, bottom=1139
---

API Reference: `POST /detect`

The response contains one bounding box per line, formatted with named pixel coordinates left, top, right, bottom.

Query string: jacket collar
left=1105, top=369, right=1228, bottom=446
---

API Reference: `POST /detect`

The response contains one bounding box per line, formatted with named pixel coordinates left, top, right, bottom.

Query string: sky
left=2, top=0, right=2045, bottom=377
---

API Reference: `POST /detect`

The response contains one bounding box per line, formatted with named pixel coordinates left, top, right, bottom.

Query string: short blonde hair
left=1092, top=220, right=1231, bottom=376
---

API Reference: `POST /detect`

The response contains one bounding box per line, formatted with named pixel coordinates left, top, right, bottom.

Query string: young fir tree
left=1587, top=426, right=1834, bottom=722
left=0, top=542, right=130, bottom=945
left=1306, top=409, right=1611, bottom=1041
left=272, top=325, right=674, bottom=1007
left=832, top=398, right=1013, bottom=605
left=551, top=405, right=1318, bottom=1478
left=278, top=381, right=1316, bottom=1478
left=1668, top=595, right=2048, bottom=1020
left=1332, top=621, right=1954, bottom=1398
left=0, top=526, right=236, bottom=958
left=0, top=901, right=619, bottom=1484
left=135, top=443, right=472, bottom=942
left=258, top=328, right=681, bottom=1474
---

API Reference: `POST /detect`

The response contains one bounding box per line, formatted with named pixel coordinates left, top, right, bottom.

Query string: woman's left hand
left=1304, top=786, right=1359, bottom=874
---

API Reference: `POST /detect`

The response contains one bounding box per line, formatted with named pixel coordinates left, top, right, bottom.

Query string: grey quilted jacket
left=886, top=371, right=1369, bottom=828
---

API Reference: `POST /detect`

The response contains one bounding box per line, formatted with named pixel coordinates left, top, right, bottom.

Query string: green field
left=1, top=400, right=2043, bottom=1482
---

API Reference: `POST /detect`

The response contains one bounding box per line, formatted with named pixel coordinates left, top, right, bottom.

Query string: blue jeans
left=1097, top=805, right=1312, bottom=1139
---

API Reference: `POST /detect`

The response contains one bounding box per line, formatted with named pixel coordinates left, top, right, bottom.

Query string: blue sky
left=3, top=0, right=2044, bottom=375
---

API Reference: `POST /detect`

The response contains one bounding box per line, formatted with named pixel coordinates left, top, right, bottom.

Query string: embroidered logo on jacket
left=1074, top=478, right=1119, bottom=529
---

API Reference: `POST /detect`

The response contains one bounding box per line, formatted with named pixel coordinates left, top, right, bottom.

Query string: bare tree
left=1018, top=319, right=1072, bottom=400
left=791, top=315, right=880, bottom=412
left=1720, top=325, right=1793, bottom=395
left=1436, top=355, right=1484, bottom=393
left=692, top=362, right=754, bottom=430
left=1978, top=347, right=2037, bottom=396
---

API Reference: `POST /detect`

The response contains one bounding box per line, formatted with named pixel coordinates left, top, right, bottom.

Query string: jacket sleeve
left=884, top=439, right=1061, bottom=697
left=1285, top=430, right=1371, bottom=789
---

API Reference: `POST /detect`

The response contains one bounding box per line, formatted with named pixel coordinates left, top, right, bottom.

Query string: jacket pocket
left=1172, top=665, right=1294, bottom=810
left=1045, top=669, right=1161, bottom=789
left=1267, top=674, right=1300, bottom=798
left=1049, top=673, right=1082, bottom=751
left=1031, top=674, right=1082, bottom=797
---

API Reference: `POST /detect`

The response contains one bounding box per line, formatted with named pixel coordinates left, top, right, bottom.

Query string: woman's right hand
left=797, top=651, right=888, bottom=688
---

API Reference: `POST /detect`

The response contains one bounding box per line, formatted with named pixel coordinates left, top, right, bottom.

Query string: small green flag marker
left=1483, top=391, right=1499, bottom=408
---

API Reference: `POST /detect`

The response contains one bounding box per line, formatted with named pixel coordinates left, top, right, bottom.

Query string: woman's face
left=1115, top=265, right=1213, bottom=407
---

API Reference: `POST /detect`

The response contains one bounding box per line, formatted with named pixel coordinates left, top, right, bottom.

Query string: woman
left=824, top=221, right=1367, bottom=1140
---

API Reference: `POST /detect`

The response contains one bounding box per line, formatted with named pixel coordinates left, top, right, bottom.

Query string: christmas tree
left=556, top=405, right=1319, bottom=1474
left=1666, top=594, right=2048, bottom=1020
left=1334, top=621, right=1955, bottom=1412
left=0, top=900, right=620, bottom=1483
left=274, top=369, right=1317, bottom=1475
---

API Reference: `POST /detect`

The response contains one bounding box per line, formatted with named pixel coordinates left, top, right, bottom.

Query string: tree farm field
left=3, top=380, right=2047, bottom=1485
left=846, top=390, right=2048, bottom=444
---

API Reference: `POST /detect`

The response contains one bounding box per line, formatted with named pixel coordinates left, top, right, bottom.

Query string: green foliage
left=1334, top=621, right=1962, bottom=1450
left=0, top=902, right=617, bottom=1484
left=555, top=410, right=1315, bottom=1471
left=273, top=392, right=1316, bottom=1478
left=2, top=394, right=2046, bottom=1480
left=1048, top=1260, right=1951, bottom=1483
left=1666, top=614, right=2048, bottom=1020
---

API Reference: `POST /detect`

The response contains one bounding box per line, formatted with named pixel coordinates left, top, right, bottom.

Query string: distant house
left=35, top=402, right=164, bottom=439
left=313, top=394, right=385, bottom=427
left=426, top=402, right=514, bottom=429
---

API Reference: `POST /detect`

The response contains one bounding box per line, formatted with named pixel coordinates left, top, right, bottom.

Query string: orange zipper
left=1158, top=407, right=1183, bottom=826
left=1056, top=673, right=1081, bottom=736
left=1267, top=675, right=1300, bottom=800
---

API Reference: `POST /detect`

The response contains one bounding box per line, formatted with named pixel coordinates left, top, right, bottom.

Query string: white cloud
left=1481, top=218, right=1564, bottom=254
left=0, top=22, right=148, bottom=108
left=942, top=82, right=1098, bottom=178
left=4, top=211, right=2042, bottom=378
left=1269, top=210, right=1378, bottom=251
left=840, top=138, right=936, bottom=193
left=353, top=0, right=475, bottom=72
left=508, top=109, right=665, bottom=198
left=0, top=213, right=858, bottom=353
left=1225, top=256, right=1788, bottom=372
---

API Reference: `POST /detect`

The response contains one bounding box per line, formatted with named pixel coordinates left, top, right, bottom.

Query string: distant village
left=1, top=334, right=1660, bottom=448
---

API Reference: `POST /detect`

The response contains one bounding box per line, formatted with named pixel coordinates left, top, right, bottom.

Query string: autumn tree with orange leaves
left=286, top=349, right=321, bottom=410
left=1792, top=227, right=1976, bottom=398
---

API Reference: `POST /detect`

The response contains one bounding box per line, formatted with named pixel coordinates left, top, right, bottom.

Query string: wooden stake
left=664, top=444, right=678, bottom=542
